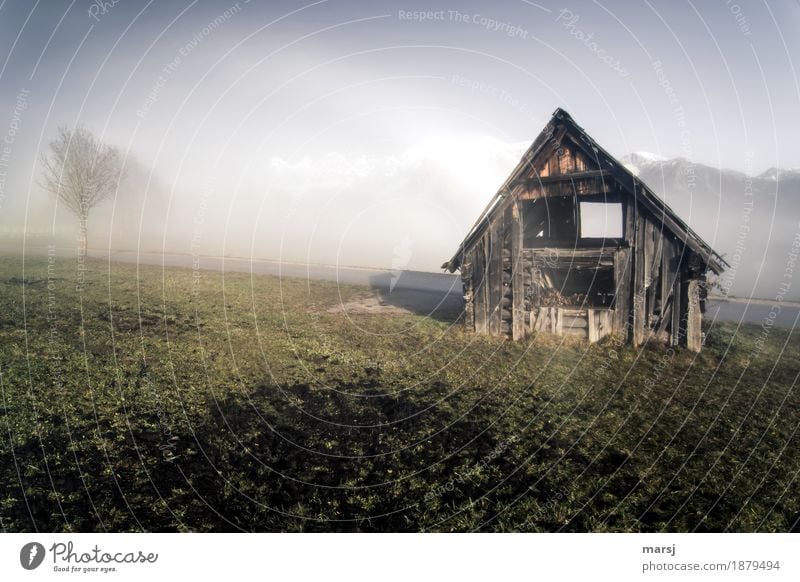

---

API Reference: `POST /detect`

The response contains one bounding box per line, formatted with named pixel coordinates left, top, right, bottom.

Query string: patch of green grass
left=0, top=256, right=798, bottom=532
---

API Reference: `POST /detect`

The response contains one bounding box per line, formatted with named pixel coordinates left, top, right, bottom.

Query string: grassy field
left=0, top=255, right=798, bottom=532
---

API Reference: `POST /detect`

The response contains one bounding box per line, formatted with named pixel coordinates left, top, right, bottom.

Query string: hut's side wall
left=625, top=195, right=707, bottom=351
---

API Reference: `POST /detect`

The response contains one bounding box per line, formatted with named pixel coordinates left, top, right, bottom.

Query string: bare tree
left=40, top=126, right=124, bottom=255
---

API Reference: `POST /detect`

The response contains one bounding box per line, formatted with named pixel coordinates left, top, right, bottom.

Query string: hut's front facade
left=443, top=108, right=727, bottom=352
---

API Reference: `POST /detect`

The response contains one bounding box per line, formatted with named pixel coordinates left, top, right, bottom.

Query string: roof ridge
left=444, top=108, right=728, bottom=274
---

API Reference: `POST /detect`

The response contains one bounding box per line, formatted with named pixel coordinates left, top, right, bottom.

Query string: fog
left=6, top=134, right=799, bottom=303
left=1, top=0, right=798, bottom=301
left=1, top=136, right=526, bottom=272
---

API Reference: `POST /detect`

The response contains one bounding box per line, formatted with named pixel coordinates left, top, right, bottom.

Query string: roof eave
left=443, top=107, right=728, bottom=275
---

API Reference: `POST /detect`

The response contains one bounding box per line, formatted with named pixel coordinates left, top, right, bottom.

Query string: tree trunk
left=78, top=214, right=88, bottom=258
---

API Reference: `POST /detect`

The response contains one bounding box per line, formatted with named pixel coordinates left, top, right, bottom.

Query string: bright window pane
left=580, top=202, right=623, bottom=238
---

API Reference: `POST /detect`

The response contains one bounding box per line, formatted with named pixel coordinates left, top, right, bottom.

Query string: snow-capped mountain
left=756, top=167, right=800, bottom=181
left=620, top=151, right=667, bottom=176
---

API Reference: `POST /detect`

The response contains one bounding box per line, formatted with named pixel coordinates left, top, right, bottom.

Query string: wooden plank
left=530, top=169, right=612, bottom=183
left=646, top=220, right=663, bottom=329
left=533, top=247, right=617, bottom=261
left=656, top=240, right=674, bottom=339
left=561, top=308, right=588, bottom=317
left=686, top=279, right=703, bottom=352
left=539, top=160, right=550, bottom=177
left=530, top=256, right=541, bottom=308
left=550, top=307, right=557, bottom=334
left=644, top=219, right=655, bottom=334
left=594, top=310, right=609, bottom=341
left=521, top=178, right=613, bottom=199
left=511, top=201, right=525, bottom=340
left=488, top=217, right=503, bottom=336
left=656, top=297, right=672, bottom=338
left=548, top=154, right=559, bottom=176
left=588, top=308, right=598, bottom=342
left=613, top=247, right=632, bottom=337
left=473, top=237, right=488, bottom=333
left=655, top=236, right=675, bottom=340
left=671, top=267, right=682, bottom=346
left=624, top=198, right=636, bottom=245
left=661, top=237, right=674, bottom=315
left=535, top=308, right=547, bottom=332
left=555, top=308, right=563, bottom=336
left=633, top=209, right=646, bottom=346
left=617, top=195, right=637, bottom=342
left=575, top=150, right=588, bottom=172
left=502, top=205, right=514, bottom=337
left=563, top=326, right=588, bottom=338
left=563, top=316, right=588, bottom=329
left=461, top=254, right=474, bottom=331
left=602, top=310, right=613, bottom=340
left=652, top=222, right=664, bottom=277
left=558, top=146, right=574, bottom=174
left=644, top=219, right=654, bottom=288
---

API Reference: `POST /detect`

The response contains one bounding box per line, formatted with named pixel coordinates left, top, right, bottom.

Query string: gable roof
left=443, top=107, right=729, bottom=274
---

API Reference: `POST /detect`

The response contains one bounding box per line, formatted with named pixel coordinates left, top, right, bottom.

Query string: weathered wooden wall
left=459, top=136, right=708, bottom=351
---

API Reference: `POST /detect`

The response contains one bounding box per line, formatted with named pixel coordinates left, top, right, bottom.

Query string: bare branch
left=39, top=126, right=125, bottom=251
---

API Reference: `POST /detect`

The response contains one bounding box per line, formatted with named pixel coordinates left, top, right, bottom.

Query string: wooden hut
left=442, top=108, right=727, bottom=351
